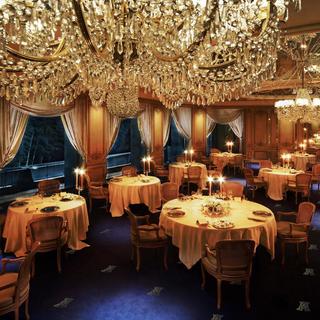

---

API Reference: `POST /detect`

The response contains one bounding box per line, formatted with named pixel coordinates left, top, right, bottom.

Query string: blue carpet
left=1, top=178, right=320, bottom=320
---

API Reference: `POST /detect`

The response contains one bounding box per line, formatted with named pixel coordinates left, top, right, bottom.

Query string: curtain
left=0, top=98, right=29, bottom=168
left=172, top=106, right=192, bottom=145
left=137, top=103, right=153, bottom=152
left=206, top=114, right=216, bottom=138
left=61, top=95, right=89, bottom=160
left=206, top=108, right=241, bottom=124
left=104, top=107, right=120, bottom=155
left=229, top=113, right=244, bottom=152
left=163, top=109, right=171, bottom=146
left=10, top=97, right=75, bottom=117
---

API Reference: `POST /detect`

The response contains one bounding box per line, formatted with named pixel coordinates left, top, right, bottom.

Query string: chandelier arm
left=72, top=0, right=99, bottom=56
left=5, top=38, right=67, bottom=63
left=149, top=1, right=218, bottom=63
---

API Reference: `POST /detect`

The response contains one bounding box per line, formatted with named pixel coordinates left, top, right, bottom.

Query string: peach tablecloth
left=109, top=176, right=161, bottom=217
left=259, top=168, right=303, bottom=201
left=3, top=194, right=89, bottom=257
left=291, top=153, right=316, bottom=171
left=160, top=197, right=276, bottom=269
left=169, top=162, right=207, bottom=189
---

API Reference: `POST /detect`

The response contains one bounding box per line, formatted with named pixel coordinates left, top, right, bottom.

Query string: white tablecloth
left=259, top=168, right=302, bottom=201
left=210, top=152, right=242, bottom=169
left=160, top=197, right=276, bottom=269
left=169, top=162, right=207, bottom=189
left=3, top=194, right=89, bottom=257
left=291, top=153, right=316, bottom=171
left=109, top=176, right=161, bottom=217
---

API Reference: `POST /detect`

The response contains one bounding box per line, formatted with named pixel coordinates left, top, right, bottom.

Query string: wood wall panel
left=191, top=106, right=206, bottom=155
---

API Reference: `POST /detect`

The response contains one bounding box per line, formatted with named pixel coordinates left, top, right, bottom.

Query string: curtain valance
left=206, top=108, right=241, bottom=124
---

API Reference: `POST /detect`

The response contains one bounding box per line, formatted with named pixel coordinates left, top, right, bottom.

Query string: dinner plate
left=167, top=209, right=185, bottom=218
left=40, top=206, right=60, bottom=213
left=10, top=201, right=29, bottom=207
left=211, top=220, right=234, bottom=229
left=252, top=210, right=272, bottom=217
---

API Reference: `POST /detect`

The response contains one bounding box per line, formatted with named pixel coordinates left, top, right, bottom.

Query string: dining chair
left=0, top=241, right=40, bottom=320
left=221, top=181, right=244, bottom=197
left=259, top=159, right=272, bottom=169
left=154, top=164, right=169, bottom=182
left=160, top=182, right=180, bottom=204
left=84, top=174, right=109, bottom=212
left=243, top=168, right=266, bottom=199
left=201, top=240, right=255, bottom=310
left=311, top=163, right=320, bottom=190
left=229, top=154, right=243, bottom=175
left=316, top=149, right=320, bottom=162
left=26, top=216, right=68, bottom=276
left=125, top=208, right=168, bottom=272
left=38, top=179, right=60, bottom=195
left=121, top=165, right=138, bottom=177
left=286, top=173, right=312, bottom=204
left=186, top=165, right=202, bottom=194
left=276, top=202, right=316, bottom=265
left=210, top=148, right=221, bottom=154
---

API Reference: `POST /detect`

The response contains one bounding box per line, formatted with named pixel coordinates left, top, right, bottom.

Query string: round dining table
left=108, top=175, right=161, bottom=217
left=160, top=196, right=276, bottom=269
left=210, top=152, right=242, bottom=169
left=3, top=193, right=89, bottom=257
left=291, top=153, right=316, bottom=171
left=169, top=162, right=208, bottom=189
left=259, top=167, right=303, bottom=201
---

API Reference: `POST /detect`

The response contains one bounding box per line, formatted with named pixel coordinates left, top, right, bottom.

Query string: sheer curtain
left=0, top=98, right=29, bottom=168
left=163, top=109, right=171, bottom=146
left=229, top=113, right=244, bottom=152
left=137, top=103, right=153, bottom=152
left=206, top=114, right=216, bottom=138
left=61, top=95, right=89, bottom=161
left=172, top=106, right=192, bottom=145
left=104, top=108, right=120, bottom=155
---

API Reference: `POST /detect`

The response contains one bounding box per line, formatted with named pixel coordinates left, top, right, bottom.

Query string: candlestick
left=142, top=157, right=146, bottom=174
left=79, top=168, right=85, bottom=194
left=184, top=150, right=188, bottom=163
left=217, top=176, right=225, bottom=192
left=208, top=176, right=214, bottom=196
left=146, top=155, right=151, bottom=175
left=74, top=168, right=79, bottom=190
left=190, top=149, right=194, bottom=162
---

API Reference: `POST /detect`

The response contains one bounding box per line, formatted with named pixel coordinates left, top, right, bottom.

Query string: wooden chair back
left=38, top=179, right=60, bottom=194
left=161, top=182, right=179, bottom=203
left=221, top=181, right=244, bottom=197
left=259, top=159, right=272, bottom=169
left=296, top=173, right=312, bottom=188
left=215, top=240, right=255, bottom=278
left=312, top=163, right=320, bottom=176
left=296, top=202, right=316, bottom=224
left=211, top=148, right=221, bottom=154
left=122, top=165, right=138, bottom=177
left=243, top=168, right=255, bottom=185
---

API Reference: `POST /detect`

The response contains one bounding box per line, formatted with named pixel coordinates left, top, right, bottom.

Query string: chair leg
left=217, top=279, right=222, bottom=310
left=57, top=246, right=62, bottom=273
left=245, top=280, right=251, bottom=310
left=25, top=297, right=30, bottom=320
left=136, top=247, right=141, bottom=272
left=201, top=263, right=206, bottom=289
left=163, top=246, right=168, bottom=271
left=281, top=240, right=286, bottom=266
left=15, top=307, right=19, bottom=320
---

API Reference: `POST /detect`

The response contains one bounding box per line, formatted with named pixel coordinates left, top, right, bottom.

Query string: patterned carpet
left=1, top=180, right=320, bottom=320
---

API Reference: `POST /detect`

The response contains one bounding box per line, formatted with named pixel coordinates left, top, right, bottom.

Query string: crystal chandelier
left=275, top=34, right=320, bottom=122
left=0, top=0, right=300, bottom=115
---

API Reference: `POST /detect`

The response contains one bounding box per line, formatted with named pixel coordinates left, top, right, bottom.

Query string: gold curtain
left=0, top=98, right=29, bottom=168
left=61, top=94, right=89, bottom=161
left=103, top=107, right=120, bottom=155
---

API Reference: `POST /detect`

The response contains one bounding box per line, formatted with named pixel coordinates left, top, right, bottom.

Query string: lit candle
left=299, top=143, right=304, bottom=153
left=208, top=176, right=214, bottom=196
left=184, top=150, right=188, bottom=163
left=79, top=168, right=85, bottom=190
left=74, top=168, right=79, bottom=190
left=146, top=155, right=151, bottom=173
left=218, top=176, right=225, bottom=191
left=142, top=157, right=146, bottom=174
left=230, top=141, right=234, bottom=153
left=281, top=154, right=285, bottom=167
left=190, top=149, right=194, bottom=162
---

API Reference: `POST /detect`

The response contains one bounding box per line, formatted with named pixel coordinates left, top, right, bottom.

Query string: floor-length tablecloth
left=169, top=162, right=207, bottom=189
left=210, top=152, right=242, bottom=169
left=259, top=168, right=303, bottom=201
left=109, top=176, right=161, bottom=217
left=160, top=197, right=276, bottom=269
left=3, top=194, right=89, bottom=257
left=291, top=153, right=316, bottom=171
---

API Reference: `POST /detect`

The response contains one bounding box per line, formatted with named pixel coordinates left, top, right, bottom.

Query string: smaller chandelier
left=106, top=86, right=141, bottom=119
left=275, top=88, right=320, bottom=122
